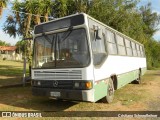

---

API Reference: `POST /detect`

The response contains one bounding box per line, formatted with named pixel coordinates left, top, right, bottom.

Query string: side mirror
left=95, top=30, right=101, bottom=40
left=92, top=25, right=102, bottom=41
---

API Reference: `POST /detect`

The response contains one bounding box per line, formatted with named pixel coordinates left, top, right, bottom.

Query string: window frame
left=125, top=39, right=133, bottom=56
left=106, top=29, right=118, bottom=55
left=116, top=34, right=126, bottom=56
left=89, top=28, right=108, bottom=66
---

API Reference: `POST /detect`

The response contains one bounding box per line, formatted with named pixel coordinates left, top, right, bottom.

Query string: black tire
left=102, top=78, right=114, bottom=103
left=133, top=70, right=142, bottom=84
left=137, top=71, right=142, bottom=84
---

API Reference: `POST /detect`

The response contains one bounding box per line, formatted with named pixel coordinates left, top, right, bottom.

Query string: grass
left=0, top=60, right=24, bottom=75
left=114, top=85, right=147, bottom=106
left=0, top=60, right=29, bottom=86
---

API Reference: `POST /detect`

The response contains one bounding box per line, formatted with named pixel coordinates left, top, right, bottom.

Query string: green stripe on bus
left=93, top=79, right=109, bottom=102
left=117, top=68, right=146, bottom=89
left=117, top=70, right=138, bottom=89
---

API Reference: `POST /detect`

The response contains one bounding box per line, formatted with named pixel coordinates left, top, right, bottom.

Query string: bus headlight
left=74, top=82, right=80, bottom=88
left=37, top=81, right=41, bottom=86
left=32, top=80, right=41, bottom=86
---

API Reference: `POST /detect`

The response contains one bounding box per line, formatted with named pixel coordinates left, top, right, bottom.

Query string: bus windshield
left=33, top=28, right=90, bottom=68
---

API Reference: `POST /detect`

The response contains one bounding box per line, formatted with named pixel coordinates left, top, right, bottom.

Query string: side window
left=125, top=39, right=132, bottom=56
left=116, top=34, right=126, bottom=55
left=140, top=46, right=144, bottom=57
left=136, top=44, right=141, bottom=57
left=106, top=29, right=117, bottom=55
left=90, top=28, right=107, bottom=66
left=131, top=42, right=137, bottom=56
left=91, top=33, right=106, bottom=53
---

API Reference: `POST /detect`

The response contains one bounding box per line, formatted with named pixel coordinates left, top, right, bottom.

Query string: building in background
left=0, top=46, right=22, bottom=60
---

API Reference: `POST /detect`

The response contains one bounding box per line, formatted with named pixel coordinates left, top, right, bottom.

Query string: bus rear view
left=31, top=13, right=95, bottom=102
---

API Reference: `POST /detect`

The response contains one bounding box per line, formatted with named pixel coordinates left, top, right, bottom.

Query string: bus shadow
left=0, top=86, right=78, bottom=111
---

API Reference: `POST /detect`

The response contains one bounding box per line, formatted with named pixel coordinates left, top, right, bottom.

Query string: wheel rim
left=108, top=82, right=114, bottom=96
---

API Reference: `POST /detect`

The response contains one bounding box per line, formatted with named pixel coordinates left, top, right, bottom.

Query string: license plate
left=50, top=92, right=61, bottom=97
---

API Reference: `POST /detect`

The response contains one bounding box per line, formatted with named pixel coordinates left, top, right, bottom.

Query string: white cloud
left=152, top=10, right=160, bottom=15
left=0, top=29, right=20, bottom=45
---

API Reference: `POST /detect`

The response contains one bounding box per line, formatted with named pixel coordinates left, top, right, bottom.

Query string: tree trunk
left=35, top=15, right=41, bottom=25
left=25, top=14, right=32, bottom=37
left=0, top=8, right=3, bottom=18
left=45, top=13, right=49, bottom=22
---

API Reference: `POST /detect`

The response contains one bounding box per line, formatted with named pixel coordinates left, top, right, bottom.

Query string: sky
left=0, top=0, right=160, bottom=46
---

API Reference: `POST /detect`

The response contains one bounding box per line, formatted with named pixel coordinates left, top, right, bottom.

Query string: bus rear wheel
left=133, top=70, right=142, bottom=84
left=102, top=78, right=114, bottom=103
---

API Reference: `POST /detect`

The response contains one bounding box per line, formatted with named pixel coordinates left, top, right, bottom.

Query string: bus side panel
left=92, top=56, right=146, bottom=85
left=92, top=55, right=146, bottom=101
left=117, top=69, right=139, bottom=89
left=117, top=67, right=147, bottom=89
left=93, top=78, right=109, bottom=102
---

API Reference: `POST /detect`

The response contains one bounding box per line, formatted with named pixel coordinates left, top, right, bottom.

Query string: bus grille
left=34, top=80, right=73, bottom=89
left=33, top=70, right=82, bottom=80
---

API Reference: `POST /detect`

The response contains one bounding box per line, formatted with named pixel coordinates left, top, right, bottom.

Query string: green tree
left=0, top=40, right=11, bottom=46
left=3, top=15, right=17, bottom=38
left=24, top=0, right=35, bottom=37
left=139, top=3, right=160, bottom=68
left=53, top=0, right=67, bottom=18
left=15, top=40, right=27, bottom=54
left=140, top=3, right=160, bottom=38
left=41, top=0, right=54, bottom=22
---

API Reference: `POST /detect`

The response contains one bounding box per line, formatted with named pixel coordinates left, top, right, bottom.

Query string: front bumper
left=32, top=87, right=94, bottom=102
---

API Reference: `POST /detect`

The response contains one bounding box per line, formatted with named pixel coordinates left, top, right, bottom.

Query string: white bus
left=31, top=13, right=146, bottom=103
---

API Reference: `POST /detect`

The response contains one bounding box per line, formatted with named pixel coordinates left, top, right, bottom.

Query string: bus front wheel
left=102, top=78, right=114, bottom=103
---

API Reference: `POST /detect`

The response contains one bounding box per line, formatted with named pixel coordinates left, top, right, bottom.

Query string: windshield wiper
left=60, top=26, right=73, bottom=43
left=42, top=33, right=52, bottom=44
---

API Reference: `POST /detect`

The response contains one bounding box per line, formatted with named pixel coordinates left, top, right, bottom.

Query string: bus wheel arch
left=102, top=77, right=115, bottom=103
left=102, top=75, right=117, bottom=103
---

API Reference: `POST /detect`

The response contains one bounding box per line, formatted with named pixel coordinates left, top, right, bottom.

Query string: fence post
left=22, top=56, right=26, bottom=86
